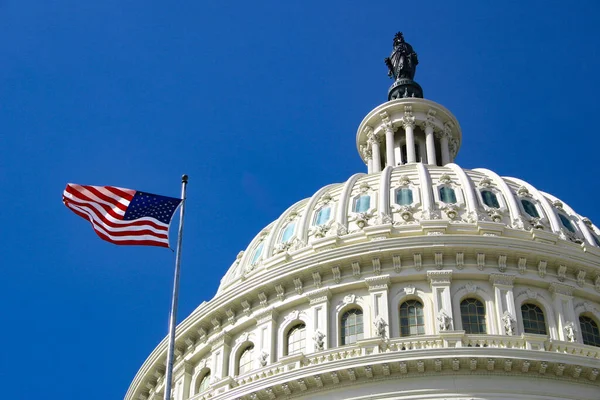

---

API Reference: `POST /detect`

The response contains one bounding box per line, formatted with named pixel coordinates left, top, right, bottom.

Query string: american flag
left=63, top=183, right=182, bottom=248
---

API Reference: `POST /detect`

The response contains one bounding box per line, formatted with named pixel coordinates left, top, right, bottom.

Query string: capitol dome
left=126, top=34, right=600, bottom=400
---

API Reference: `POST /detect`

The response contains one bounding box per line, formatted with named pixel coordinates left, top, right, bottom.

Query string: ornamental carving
left=313, top=329, right=326, bottom=351
left=564, top=321, right=577, bottom=343
left=437, top=309, right=452, bottom=331
left=502, top=311, right=515, bottom=336
left=373, top=316, right=388, bottom=339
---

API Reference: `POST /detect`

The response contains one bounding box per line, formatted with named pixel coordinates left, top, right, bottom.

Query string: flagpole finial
left=182, top=174, right=189, bottom=183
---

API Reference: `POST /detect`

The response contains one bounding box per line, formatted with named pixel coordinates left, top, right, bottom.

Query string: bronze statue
left=385, top=32, right=419, bottom=81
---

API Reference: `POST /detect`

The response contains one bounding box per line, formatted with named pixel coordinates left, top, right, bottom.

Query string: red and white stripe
left=63, top=183, right=171, bottom=247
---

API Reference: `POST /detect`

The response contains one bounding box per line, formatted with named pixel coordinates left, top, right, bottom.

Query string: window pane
left=238, top=345, right=254, bottom=375
left=400, top=300, right=425, bottom=336
left=481, top=190, right=500, bottom=208
left=580, top=316, right=600, bottom=347
left=287, top=324, right=306, bottom=355
left=461, top=298, right=486, bottom=334
left=521, top=199, right=540, bottom=218
left=439, top=187, right=457, bottom=204
left=281, top=221, right=296, bottom=243
left=251, top=242, right=263, bottom=264
left=521, top=304, right=547, bottom=335
left=355, top=195, right=371, bottom=212
left=559, top=214, right=576, bottom=233
left=341, top=309, right=363, bottom=345
left=396, top=188, right=413, bottom=205
left=315, top=206, right=331, bottom=226
left=198, top=372, right=211, bottom=393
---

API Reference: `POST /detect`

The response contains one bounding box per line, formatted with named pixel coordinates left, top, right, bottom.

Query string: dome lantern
left=356, top=33, right=462, bottom=173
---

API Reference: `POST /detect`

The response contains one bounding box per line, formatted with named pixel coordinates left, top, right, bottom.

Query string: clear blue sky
left=1, top=1, right=599, bottom=399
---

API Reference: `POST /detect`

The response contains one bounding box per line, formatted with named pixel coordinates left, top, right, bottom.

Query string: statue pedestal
left=388, top=78, right=423, bottom=100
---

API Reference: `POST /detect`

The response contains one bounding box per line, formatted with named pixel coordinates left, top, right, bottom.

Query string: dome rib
left=379, top=166, right=394, bottom=221
left=417, top=163, right=433, bottom=215
left=335, top=173, right=366, bottom=231
left=446, top=163, right=478, bottom=216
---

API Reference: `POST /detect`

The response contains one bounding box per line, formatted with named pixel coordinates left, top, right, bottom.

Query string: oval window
left=439, top=187, right=457, bottom=204
left=396, top=188, right=413, bottom=205
left=521, top=199, right=540, bottom=218
left=314, top=206, right=331, bottom=226
left=354, top=195, right=371, bottom=212
left=558, top=214, right=576, bottom=233
left=481, top=190, right=500, bottom=208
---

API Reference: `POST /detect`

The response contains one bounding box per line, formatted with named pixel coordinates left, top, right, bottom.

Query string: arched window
left=238, top=345, right=254, bottom=375
left=439, top=187, right=457, bottom=204
left=558, top=214, right=576, bottom=233
left=580, top=316, right=600, bottom=347
left=286, top=323, right=307, bottom=355
left=460, top=298, right=486, bottom=334
left=197, top=371, right=211, bottom=393
left=521, top=199, right=540, bottom=218
left=250, top=242, right=264, bottom=264
left=314, top=206, right=331, bottom=226
left=354, top=195, right=371, bottom=213
left=280, top=221, right=296, bottom=243
left=592, top=234, right=600, bottom=247
left=481, top=190, right=500, bottom=208
left=521, top=304, right=547, bottom=335
left=399, top=300, right=425, bottom=336
left=341, top=308, right=364, bottom=345
left=396, top=188, right=413, bottom=205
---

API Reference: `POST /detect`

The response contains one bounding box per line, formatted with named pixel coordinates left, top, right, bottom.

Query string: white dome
left=219, top=163, right=600, bottom=294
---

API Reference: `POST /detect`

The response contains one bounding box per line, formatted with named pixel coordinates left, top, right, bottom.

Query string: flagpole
left=164, top=174, right=188, bottom=400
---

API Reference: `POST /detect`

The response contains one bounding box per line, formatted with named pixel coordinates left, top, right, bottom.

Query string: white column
left=394, top=137, right=403, bottom=165
left=385, top=127, right=395, bottom=167
left=440, top=134, right=450, bottom=165
left=425, top=123, right=437, bottom=165
left=368, top=132, right=382, bottom=173
left=489, top=274, right=516, bottom=335
left=404, top=121, right=416, bottom=163
left=549, top=283, right=575, bottom=341
left=427, top=271, right=454, bottom=333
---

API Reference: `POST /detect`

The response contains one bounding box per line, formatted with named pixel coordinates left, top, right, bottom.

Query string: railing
left=186, top=333, right=600, bottom=400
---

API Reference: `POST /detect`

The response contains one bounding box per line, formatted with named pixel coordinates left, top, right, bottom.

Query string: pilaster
left=427, top=271, right=454, bottom=332
left=549, top=283, right=576, bottom=342
left=305, top=288, right=331, bottom=352
left=489, top=274, right=516, bottom=335
left=365, top=275, right=391, bottom=339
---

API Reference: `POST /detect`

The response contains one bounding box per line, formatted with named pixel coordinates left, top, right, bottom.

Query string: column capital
left=427, top=270, right=452, bottom=285
left=367, top=130, right=381, bottom=146
left=379, top=112, right=394, bottom=132
left=360, top=144, right=372, bottom=161
left=548, top=282, right=574, bottom=297
left=401, top=114, right=416, bottom=129
left=489, top=273, right=516, bottom=287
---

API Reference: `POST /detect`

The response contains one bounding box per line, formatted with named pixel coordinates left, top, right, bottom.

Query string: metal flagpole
left=164, top=174, right=188, bottom=400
